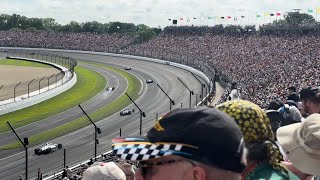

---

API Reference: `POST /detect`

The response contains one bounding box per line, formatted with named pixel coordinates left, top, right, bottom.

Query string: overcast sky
left=1, top=0, right=320, bottom=27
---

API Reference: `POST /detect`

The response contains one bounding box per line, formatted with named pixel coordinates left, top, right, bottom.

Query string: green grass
left=0, top=58, right=52, bottom=68
left=0, top=66, right=106, bottom=133
left=1, top=62, right=141, bottom=149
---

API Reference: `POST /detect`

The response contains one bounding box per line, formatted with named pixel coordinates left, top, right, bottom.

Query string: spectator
left=300, top=86, right=320, bottom=114
left=82, top=161, right=126, bottom=180
left=277, top=113, right=320, bottom=180
left=112, top=106, right=245, bottom=180
left=287, top=86, right=300, bottom=103
left=216, top=100, right=299, bottom=179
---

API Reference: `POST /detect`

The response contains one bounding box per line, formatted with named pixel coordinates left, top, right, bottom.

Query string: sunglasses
left=138, top=158, right=196, bottom=177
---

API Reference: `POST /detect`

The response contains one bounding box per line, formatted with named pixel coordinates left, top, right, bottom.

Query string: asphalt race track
left=0, top=51, right=208, bottom=180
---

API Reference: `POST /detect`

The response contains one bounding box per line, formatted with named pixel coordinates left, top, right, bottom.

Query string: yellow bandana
left=216, top=100, right=284, bottom=171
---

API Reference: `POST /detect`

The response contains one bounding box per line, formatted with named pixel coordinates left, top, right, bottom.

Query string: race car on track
left=106, top=87, right=115, bottom=91
left=120, top=108, right=135, bottom=116
left=146, top=79, right=153, bottom=83
left=124, top=67, right=131, bottom=70
left=35, top=143, right=62, bottom=155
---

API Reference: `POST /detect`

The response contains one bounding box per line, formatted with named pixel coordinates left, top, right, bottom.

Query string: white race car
left=120, top=108, right=135, bottom=116
left=35, top=143, right=62, bottom=155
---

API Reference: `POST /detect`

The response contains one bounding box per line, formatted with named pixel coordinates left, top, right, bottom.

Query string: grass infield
left=1, top=61, right=141, bottom=149
left=0, top=66, right=106, bottom=133
left=0, top=58, right=52, bottom=68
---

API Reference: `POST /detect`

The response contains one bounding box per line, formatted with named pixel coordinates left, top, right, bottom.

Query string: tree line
left=0, top=12, right=319, bottom=38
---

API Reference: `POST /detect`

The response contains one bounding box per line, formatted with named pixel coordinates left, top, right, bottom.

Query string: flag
left=227, top=16, right=232, bottom=19
left=221, top=16, right=225, bottom=19
left=264, top=13, right=269, bottom=17
left=180, top=17, right=184, bottom=20
left=317, top=8, right=320, bottom=13
left=308, top=9, right=314, bottom=13
left=276, top=12, right=281, bottom=16
left=270, top=13, right=275, bottom=16
left=241, top=15, right=245, bottom=18
left=256, top=14, right=261, bottom=18
left=208, top=16, right=213, bottom=19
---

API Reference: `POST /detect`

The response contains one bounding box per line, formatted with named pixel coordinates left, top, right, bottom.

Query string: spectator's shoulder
left=250, top=164, right=299, bottom=180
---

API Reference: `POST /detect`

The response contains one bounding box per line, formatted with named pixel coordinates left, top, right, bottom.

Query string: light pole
left=157, top=84, right=175, bottom=111
left=191, top=73, right=205, bottom=105
left=7, top=122, right=29, bottom=180
left=125, top=93, right=146, bottom=135
left=78, top=105, right=101, bottom=159
left=178, top=78, right=194, bottom=108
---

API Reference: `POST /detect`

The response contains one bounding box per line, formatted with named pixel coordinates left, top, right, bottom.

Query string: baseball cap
left=112, top=106, right=245, bottom=173
left=277, top=113, right=320, bottom=176
left=82, top=162, right=126, bottom=180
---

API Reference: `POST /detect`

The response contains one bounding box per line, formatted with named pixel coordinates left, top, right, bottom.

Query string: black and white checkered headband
left=112, top=142, right=198, bottom=161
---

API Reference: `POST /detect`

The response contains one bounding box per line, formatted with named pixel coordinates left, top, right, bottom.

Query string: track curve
left=0, top=51, right=208, bottom=180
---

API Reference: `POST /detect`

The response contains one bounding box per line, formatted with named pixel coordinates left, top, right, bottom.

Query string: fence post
left=28, top=79, right=35, bottom=98
left=156, top=113, right=158, bottom=122
left=181, top=102, right=183, bottom=108
left=39, top=76, right=46, bottom=94
left=48, top=74, right=55, bottom=91
left=14, top=82, right=22, bottom=102
left=119, top=128, right=121, bottom=137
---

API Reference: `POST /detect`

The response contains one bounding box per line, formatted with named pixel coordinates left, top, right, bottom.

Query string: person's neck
left=246, top=160, right=258, bottom=168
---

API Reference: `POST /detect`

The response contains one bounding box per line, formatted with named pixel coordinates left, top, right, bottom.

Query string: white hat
left=82, top=162, right=126, bottom=180
left=277, top=113, right=320, bottom=176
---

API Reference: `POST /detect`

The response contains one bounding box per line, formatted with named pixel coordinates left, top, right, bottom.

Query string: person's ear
left=192, top=166, right=206, bottom=180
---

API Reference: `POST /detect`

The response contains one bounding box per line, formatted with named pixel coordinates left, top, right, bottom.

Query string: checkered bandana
left=112, top=137, right=198, bottom=161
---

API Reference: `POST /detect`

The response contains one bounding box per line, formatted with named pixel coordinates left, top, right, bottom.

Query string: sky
left=1, top=0, right=320, bottom=28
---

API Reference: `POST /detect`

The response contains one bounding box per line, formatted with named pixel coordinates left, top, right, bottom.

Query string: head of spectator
left=216, top=100, right=298, bottom=179
left=112, top=106, right=245, bottom=180
left=288, top=86, right=296, bottom=95
left=287, top=87, right=299, bottom=101
left=299, top=86, right=320, bottom=114
left=277, top=113, right=320, bottom=177
left=265, top=110, right=283, bottom=136
left=82, top=161, right=126, bottom=180
left=278, top=102, right=302, bottom=126
left=267, top=99, right=284, bottom=110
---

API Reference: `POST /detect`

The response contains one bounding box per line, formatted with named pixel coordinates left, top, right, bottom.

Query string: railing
left=0, top=50, right=77, bottom=104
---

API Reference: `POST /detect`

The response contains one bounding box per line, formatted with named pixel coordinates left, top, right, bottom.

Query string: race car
left=120, top=108, right=135, bottom=116
left=35, top=143, right=63, bottom=155
left=124, top=67, right=131, bottom=70
left=146, top=79, right=153, bottom=83
left=106, top=87, right=115, bottom=91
